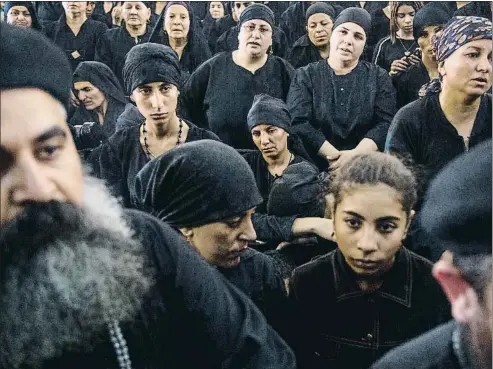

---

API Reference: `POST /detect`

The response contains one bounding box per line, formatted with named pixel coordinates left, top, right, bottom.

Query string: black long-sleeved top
left=98, top=122, right=220, bottom=208
left=181, top=52, right=294, bottom=149
left=288, top=247, right=451, bottom=369
left=206, top=14, right=236, bottom=53
left=287, top=60, right=396, bottom=168
left=373, top=36, right=419, bottom=73
left=38, top=210, right=297, bottom=368
left=392, top=61, right=430, bottom=109
left=279, top=2, right=311, bottom=47
left=44, top=16, right=107, bottom=71
left=95, top=25, right=153, bottom=89
left=216, top=24, right=289, bottom=59
left=288, top=34, right=325, bottom=69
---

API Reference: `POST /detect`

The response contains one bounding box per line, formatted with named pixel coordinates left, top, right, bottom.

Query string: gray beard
left=0, top=175, right=154, bottom=369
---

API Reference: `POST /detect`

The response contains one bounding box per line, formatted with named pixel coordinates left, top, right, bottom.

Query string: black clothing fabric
left=288, top=60, right=396, bottom=169
left=370, top=321, right=460, bottom=369
left=207, top=13, right=236, bottom=53
left=95, top=24, right=153, bottom=89
left=421, top=139, right=492, bottom=258
left=288, top=34, right=325, bottom=69
left=38, top=209, right=297, bottom=368
left=70, top=61, right=128, bottom=140
left=373, top=37, right=419, bottom=73
left=34, top=1, right=63, bottom=26
left=97, top=122, right=220, bottom=208
left=247, top=93, right=291, bottom=132
left=43, top=15, right=108, bottom=71
left=333, top=7, right=371, bottom=36
left=134, top=140, right=263, bottom=227
left=189, top=1, right=209, bottom=20
left=288, top=247, right=451, bottom=369
left=181, top=52, right=294, bottom=149
left=393, top=61, right=430, bottom=109
left=216, top=24, right=290, bottom=59
left=454, top=1, right=492, bottom=19
left=122, top=43, right=182, bottom=95
left=149, top=8, right=212, bottom=76
left=4, top=1, right=42, bottom=30
left=115, top=103, right=144, bottom=132
left=0, top=23, right=72, bottom=110
left=279, top=2, right=311, bottom=47
left=264, top=1, right=290, bottom=25
left=238, top=3, right=274, bottom=28
left=413, top=5, right=451, bottom=40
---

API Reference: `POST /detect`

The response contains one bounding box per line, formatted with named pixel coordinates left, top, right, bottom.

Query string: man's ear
left=433, top=256, right=481, bottom=324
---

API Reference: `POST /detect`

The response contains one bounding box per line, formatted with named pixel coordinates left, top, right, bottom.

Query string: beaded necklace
left=142, top=119, right=183, bottom=159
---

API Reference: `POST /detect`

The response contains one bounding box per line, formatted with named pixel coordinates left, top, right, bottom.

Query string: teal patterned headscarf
left=420, top=16, right=492, bottom=97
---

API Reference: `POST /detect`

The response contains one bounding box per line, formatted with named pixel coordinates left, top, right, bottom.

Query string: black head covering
left=4, top=1, right=42, bottom=30
left=135, top=140, right=263, bottom=228
left=0, top=23, right=72, bottom=109
left=333, top=7, right=371, bottom=36
left=238, top=3, right=275, bottom=29
left=73, top=61, right=127, bottom=104
left=247, top=94, right=291, bottom=133
left=305, top=2, right=336, bottom=23
left=413, top=5, right=451, bottom=40
left=267, top=162, right=326, bottom=218
left=421, top=139, right=492, bottom=257
left=122, top=43, right=182, bottom=95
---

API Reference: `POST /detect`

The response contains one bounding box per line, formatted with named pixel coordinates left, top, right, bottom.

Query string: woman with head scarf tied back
left=3, top=1, right=42, bottom=31
left=392, top=6, right=451, bottom=108
left=373, top=2, right=423, bottom=75
left=386, top=16, right=492, bottom=258
left=97, top=43, right=220, bottom=207
left=134, top=139, right=291, bottom=341
left=287, top=7, right=397, bottom=172
left=239, top=94, right=335, bottom=250
left=149, top=1, right=212, bottom=77
left=288, top=2, right=336, bottom=69
left=288, top=151, right=451, bottom=369
left=95, top=2, right=153, bottom=89
left=181, top=3, right=294, bottom=149
left=201, top=1, right=228, bottom=45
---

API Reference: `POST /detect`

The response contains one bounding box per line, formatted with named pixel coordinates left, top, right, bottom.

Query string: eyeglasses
left=242, top=24, right=272, bottom=34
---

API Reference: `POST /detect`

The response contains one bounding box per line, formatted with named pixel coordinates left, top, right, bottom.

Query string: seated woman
left=149, top=1, right=212, bottom=76
left=288, top=2, right=336, bottom=69
left=97, top=43, right=219, bottom=208
left=240, top=94, right=335, bottom=249
left=392, top=5, right=450, bottom=108
left=182, top=3, right=294, bottom=149
left=288, top=152, right=451, bottom=369
left=95, top=1, right=153, bottom=89
left=134, top=139, right=290, bottom=339
left=373, top=1, right=423, bottom=75
left=71, top=61, right=129, bottom=146
left=288, top=7, right=396, bottom=171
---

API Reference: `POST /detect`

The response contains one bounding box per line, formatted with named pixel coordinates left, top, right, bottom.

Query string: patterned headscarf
left=420, top=16, right=492, bottom=97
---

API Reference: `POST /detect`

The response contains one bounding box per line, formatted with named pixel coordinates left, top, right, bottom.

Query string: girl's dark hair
left=330, top=152, right=417, bottom=215
left=390, top=1, right=424, bottom=43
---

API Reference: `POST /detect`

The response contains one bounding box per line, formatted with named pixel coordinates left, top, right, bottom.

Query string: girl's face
left=395, top=5, right=416, bottom=34
left=333, top=183, right=412, bottom=278
left=165, top=4, right=190, bottom=40
left=209, top=2, right=225, bottom=19
left=131, top=82, right=179, bottom=125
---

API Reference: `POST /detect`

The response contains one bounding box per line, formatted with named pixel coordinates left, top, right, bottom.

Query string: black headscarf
left=247, top=94, right=291, bottom=133
left=135, top=140, right=263, bottom=227
left=122, top=43, right=182, bottom=95
left=412, top=5, right=451, bottom=40
left=305, top=2, right=336, bottom=23
left=0, top=23, right=71, bottom=109
left=238, top=3, right=275, bottom=29
left=3, top=1, right=42, bottom=30
left=333, top=7, right=371, bottom=36
left=267, top=162, right=327, bottom=218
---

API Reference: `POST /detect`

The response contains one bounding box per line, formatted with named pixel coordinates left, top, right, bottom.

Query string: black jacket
left=288, top=34, right=325, bottom=69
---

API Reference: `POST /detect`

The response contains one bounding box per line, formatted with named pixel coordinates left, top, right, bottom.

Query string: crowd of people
left=0, top=1, right=492, bottom=369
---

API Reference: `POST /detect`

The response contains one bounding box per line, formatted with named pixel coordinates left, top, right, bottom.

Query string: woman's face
left=209, top=2, right=225, bottom=19
left=333, top=183, right=411, bottom=278
left=122, top=2, right=151, bottom=27
left=238, top=19, right=272, bottom=57
left=6, top=5, right=33, bottom=27
left=251, top=124, right=289, bottom=159
left=440, top=39, right=492, bottom=98
left=131, top=82, right=179, bottom=125
left=165, top=4, right=190, bottom=40
left=73, top=81, right=106, bottom=111
left=395, top=5, right=416, bottom=34
left=306, top=13, right=333, bottom=48
left=417, top=24, right=444, bottom=60
left=330, top=22, right=366, bottom=63
left=185, top=209, right=257, bottom=268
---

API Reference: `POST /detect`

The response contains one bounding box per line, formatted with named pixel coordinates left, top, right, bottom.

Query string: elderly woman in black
left=134, top=139, right=290, bottom=340
left=182, top=3, right=294, bottom=149
left=97, top=43, right=219, bottom=208
left=287, top=7, right=396, bottom=171
left=149, top=1, right=212, bottom=76
left=288, top=2, right=336, bottom=69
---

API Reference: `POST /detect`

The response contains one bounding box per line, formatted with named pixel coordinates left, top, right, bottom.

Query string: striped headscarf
left=420, top=16, right=492, bottom=97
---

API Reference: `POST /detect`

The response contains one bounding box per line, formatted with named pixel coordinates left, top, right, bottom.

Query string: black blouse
left=288, top=34, right=325, bottom=69
left=372, top=36, right=419, bottom=73
left=392, top=61, right=430, bottom=109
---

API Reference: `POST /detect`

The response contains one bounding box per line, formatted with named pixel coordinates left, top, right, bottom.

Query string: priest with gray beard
left=0, top=23, right=296, bottom=369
